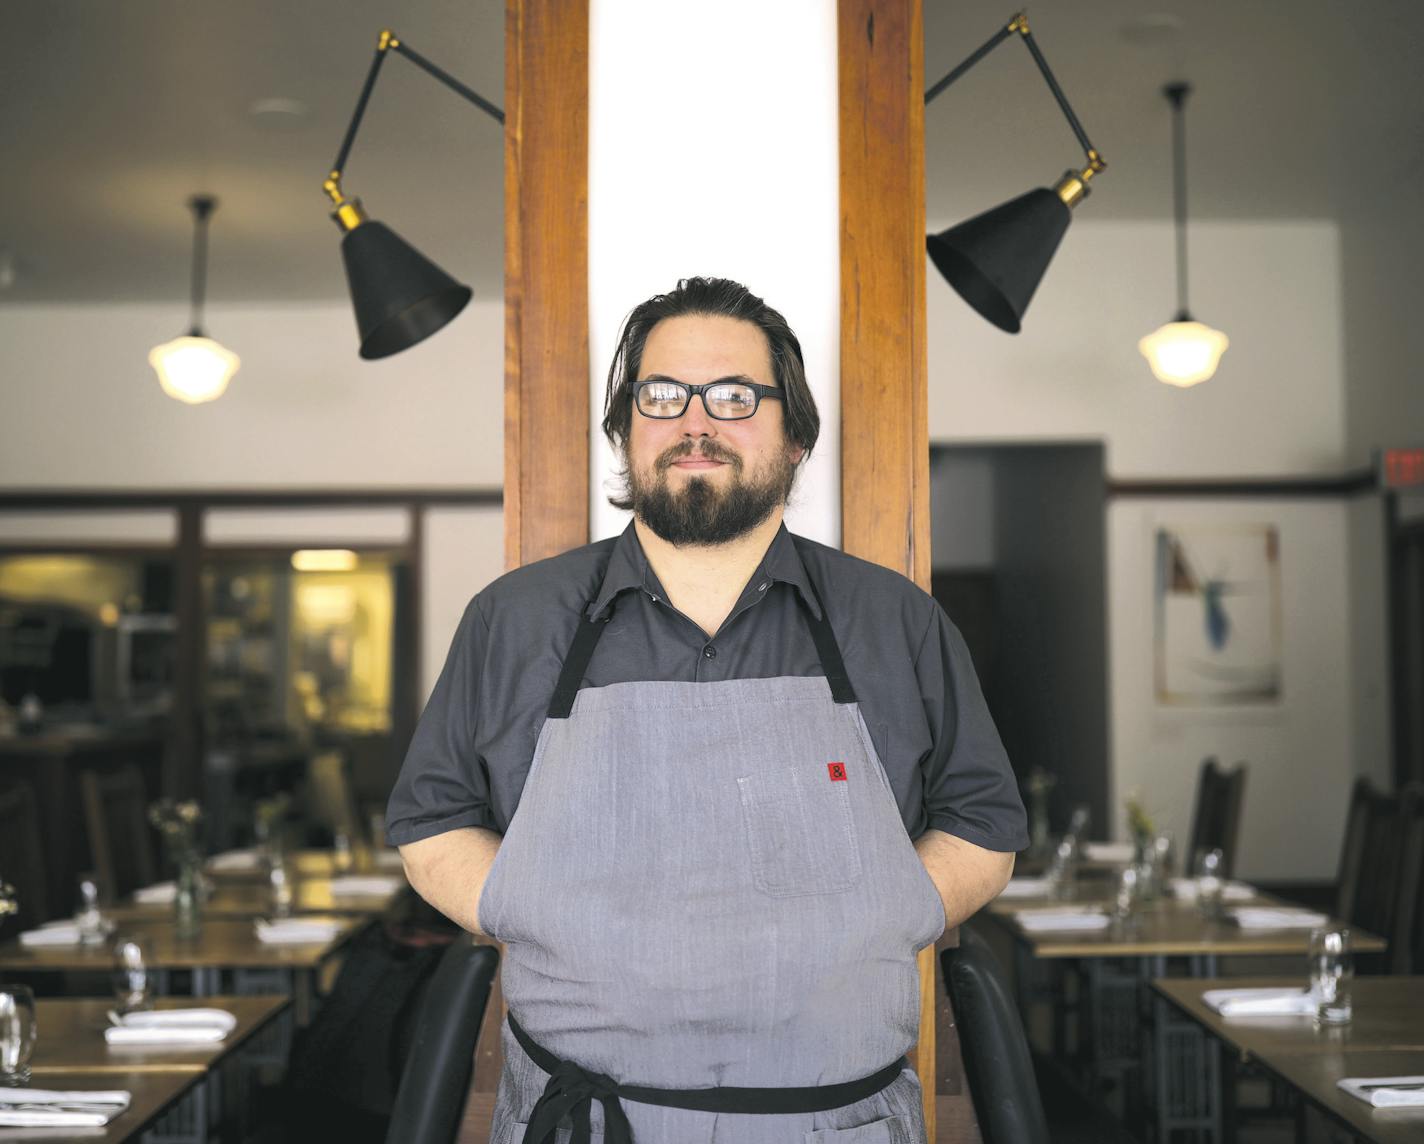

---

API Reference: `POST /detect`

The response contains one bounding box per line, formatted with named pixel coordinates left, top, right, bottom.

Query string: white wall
left=1107, top=499, right=1354, bottom=881
left=0, top=300, right=503, bottom=488
left=422, top=506, right=504, bottom=700
left=928, top=220, right=1347, bottom=476
left=929, top=219, right=1367, bottom=879
left=0, top=299, right=507, bottom=715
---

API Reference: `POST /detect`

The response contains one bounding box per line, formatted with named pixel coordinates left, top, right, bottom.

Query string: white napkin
left=0, top=1088, right=130, bottom=1127
left=997, top=877, right=1053, bottom=898
left=18, top=921, right=82, bottom=947
left=1338, top=1076, right=1424, bottom=1107
left=1201, top=987, right=1316, bottom=1017
left=1015, top=908, right=1111, bottom=933
left=1230, top=907, right=1330, bottom=930
left=132, top=881, right=177, bottom=904
left=1170, top=878, right=1256, bottom=903
left=207, top=848, right=261, bottom=871
left=105, top=1025, right=227, bottom=1045
left=328, top=875, right=404, bottom=896
left=118, top=1008, right=237, bottom=1032
left=1082, top=842, right=1135, bottom=862
left=255, top=918, right=343, bottom=944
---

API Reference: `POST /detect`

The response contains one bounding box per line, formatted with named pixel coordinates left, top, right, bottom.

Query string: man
left=388, top=277, right=1027, bottom=1144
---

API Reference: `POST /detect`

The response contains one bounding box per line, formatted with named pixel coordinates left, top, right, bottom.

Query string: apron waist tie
left=509, top=1014, right=907, bottom=1144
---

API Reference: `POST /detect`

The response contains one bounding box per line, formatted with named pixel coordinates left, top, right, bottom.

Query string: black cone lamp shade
left=927, top=186, right=1071, bottom=334
left=341, top=219, right=473, bottom=360
left=322, top=29, right=505, bottom=359
left=924, top=12, right=1107, bottom=332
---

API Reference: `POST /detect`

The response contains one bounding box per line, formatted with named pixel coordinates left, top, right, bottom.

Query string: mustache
left=655, top=440, right=742, bottom=471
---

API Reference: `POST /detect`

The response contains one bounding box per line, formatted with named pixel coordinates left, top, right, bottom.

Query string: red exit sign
left=1382, top=447, right=1424, bottom=488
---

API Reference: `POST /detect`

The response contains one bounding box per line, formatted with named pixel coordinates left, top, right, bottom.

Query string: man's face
left=626, top=314, right=803, bottom=546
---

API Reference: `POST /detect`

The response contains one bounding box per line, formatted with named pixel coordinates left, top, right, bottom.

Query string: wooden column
left=840, top=2, right=972, bottom=1140
left=504, top=0, right=591, bottom=567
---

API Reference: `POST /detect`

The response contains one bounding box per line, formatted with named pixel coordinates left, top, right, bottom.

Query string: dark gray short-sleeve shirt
left=387, top=524, right=1028, bottom=852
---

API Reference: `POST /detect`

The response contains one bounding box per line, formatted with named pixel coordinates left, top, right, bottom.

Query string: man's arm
left=400, top=827, right=502, bottom=937
left=914, top=828, right=1014, bottom=929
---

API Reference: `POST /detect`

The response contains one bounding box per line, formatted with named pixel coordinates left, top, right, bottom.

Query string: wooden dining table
left=0, top=917, right=367, bottom=1025
left=976, top=883, right=1388, bottom=1142
left=105, top=875, right=408, bottom=922
left=28, top=996, right=290, bottom=1076
left=1153, top=976, right=1424, bottom=1144
left=0, top=1069, right=204, bottom=1144
left=204, top=847, right=406, bottom=883
left=9, top=996, right=292, bottom=1144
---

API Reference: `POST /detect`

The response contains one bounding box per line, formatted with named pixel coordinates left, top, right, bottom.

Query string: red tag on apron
left=827, top=762, right=847, bottom=781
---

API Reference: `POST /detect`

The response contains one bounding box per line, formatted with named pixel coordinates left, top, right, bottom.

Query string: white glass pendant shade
left=1138, top=319, right=1228, bottom=388
left=149, top=335, right=240, bottom=404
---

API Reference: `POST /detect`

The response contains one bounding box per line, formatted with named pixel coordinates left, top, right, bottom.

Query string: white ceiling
left=3, top=1, right=1420, bottom=305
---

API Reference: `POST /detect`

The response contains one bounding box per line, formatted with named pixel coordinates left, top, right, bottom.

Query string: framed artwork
left=1155, top=524, right=1282, bottom=705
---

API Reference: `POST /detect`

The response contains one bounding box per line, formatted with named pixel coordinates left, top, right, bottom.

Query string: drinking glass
left=113, top=939, right=151, bottom=1014
left=1113, top=864, right=1142, bottom=921
left=1194, top=848, right=1225, bottom=919
left=0, top=984, right=36, bottom=1086
left=269, top=856, right=295, bottom=918
left=1045, top=837, right=1077, bottom=900
left=1309, top=927, right=1353, bottom=1025
left=75, top=872, right=106, bottom=946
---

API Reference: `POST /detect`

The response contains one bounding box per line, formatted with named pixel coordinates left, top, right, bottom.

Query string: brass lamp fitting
left=323, top=172, right=369, bottom=233
left=1054, top=150, right=1107, bottom=208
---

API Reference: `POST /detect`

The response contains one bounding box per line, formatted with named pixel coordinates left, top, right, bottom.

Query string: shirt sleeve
left=916, top=602, right=1029, bottom=852
left=385, top=597, right=501, bottom=846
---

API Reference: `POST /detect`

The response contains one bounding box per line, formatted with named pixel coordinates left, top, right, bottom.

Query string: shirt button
left=703, top=644, right=717, bottom=659
left=758, top=582, right=769, bottom=592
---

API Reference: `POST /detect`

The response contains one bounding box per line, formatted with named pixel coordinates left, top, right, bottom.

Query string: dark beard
left=629, top=440, right=796, bottom=546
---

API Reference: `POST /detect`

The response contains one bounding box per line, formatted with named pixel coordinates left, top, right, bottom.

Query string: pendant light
left=149, top=195, right=240, bottom=403
left=1139, top=83, right=1228, bottom=387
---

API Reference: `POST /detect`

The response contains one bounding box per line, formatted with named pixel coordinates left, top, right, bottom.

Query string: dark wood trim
left=503, top=0, right=590, bottom=569
left=0, top=489, right=501, bottom=510
left=839, top=1, right=949, bottom=1136
left=1107, top=471, right=1377, bottom=499
left=838, top=0, right=930, bottom=590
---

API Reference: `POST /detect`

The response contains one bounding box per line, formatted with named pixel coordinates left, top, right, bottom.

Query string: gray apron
left=478, top=552, right=946, bottom=1143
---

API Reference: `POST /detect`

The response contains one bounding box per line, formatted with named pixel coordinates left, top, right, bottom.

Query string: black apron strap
left=546, top=613, right=610, bottom=720
left=547, top=536, right=857, bottom=717
left=510, top=1013, right=903, bottom=1141
left=791, top=538, right=857, bottom=705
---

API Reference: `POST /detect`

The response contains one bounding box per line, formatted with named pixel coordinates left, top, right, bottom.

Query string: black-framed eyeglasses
left=631, top=378, right=784, bottom=421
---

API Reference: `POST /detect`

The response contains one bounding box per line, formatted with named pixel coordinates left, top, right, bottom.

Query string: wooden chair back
left=306, top=750, right=363, bottom=847
left=79, top=765, right=157, bottom=904
left=0, top=783, right=49, bottom=935
left=1186, top=757, right=1249, bottom=878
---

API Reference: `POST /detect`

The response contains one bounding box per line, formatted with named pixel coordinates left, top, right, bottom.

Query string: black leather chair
left=941, top=927, right=1051, bottom=1144
left=79, top=764, right=157, bottom=903
left=385, top=940, right=500, bottom=1144
left=1186, top=757, right=1248, bottom=877
left=1389, top=783, right=1424, bottom=973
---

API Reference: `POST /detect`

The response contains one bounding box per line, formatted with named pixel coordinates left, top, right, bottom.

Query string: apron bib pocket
left=737, top=764, right=863, bottom=898
left=805, top=1115, right=915, bottom=1143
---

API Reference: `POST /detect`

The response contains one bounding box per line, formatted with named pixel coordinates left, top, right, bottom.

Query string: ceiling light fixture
left=1139, top=83, right=1228, bottom=387
left=925, top=11, right=1108, bottom=333
left=149, top=196, right=240, bottom=404
left=322, top=29, right=503, bottom=360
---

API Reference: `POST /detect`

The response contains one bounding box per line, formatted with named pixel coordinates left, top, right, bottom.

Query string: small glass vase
left=174, top=857, right=203, bottom=939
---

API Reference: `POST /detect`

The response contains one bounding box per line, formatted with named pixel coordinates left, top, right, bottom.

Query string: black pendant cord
left=1166, top=83, right=1192, bottom=323
left=187, top=195, right=216, bottom=338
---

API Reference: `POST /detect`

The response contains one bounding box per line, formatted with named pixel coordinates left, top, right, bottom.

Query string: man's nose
left=680, top=393, right=718, bottom=436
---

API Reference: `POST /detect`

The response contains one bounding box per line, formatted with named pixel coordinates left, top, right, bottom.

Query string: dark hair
left=600, top=277, right=821, bottom=460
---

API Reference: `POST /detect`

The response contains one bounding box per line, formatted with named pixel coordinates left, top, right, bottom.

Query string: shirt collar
left=587, top=522, right=822, bottom=621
